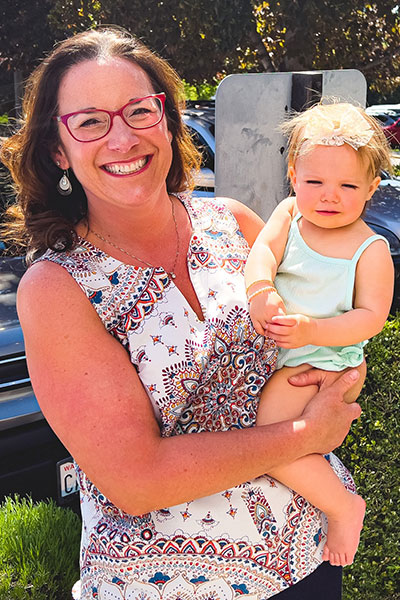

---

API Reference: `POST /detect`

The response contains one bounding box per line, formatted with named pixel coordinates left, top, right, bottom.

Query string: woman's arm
left=267, top=239, right=394, bottom=348
left=18, top=260, right=361, bottom=516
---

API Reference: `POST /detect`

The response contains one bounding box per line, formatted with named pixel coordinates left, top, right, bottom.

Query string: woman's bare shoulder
left=17, top=259, right=88, bottom=320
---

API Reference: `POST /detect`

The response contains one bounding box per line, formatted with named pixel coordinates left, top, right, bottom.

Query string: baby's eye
left=306, top=179, right=322, bottom=185
left=342, top=184, right=358, bottom=189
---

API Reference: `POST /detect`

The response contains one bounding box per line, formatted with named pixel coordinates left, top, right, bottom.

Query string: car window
left=187, top=127, right=215, bottom=173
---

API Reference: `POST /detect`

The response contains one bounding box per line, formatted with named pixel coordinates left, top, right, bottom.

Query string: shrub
left=0, top=495, right=80, bottom=600
left=337, top=315, right=400, bottom=600
left=183, top=80, right=217, bottom=100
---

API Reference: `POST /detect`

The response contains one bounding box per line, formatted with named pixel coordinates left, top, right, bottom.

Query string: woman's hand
left=293, top=369, right=363, bottom=456
left=289, top=361, right=366, bottom=403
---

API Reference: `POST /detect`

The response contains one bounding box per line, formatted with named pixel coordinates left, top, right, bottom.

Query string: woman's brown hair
left=0, top=27, right=201, bottom=260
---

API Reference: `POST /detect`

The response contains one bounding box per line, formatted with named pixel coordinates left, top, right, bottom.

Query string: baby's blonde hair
left=282, top=102, right=392, bottom=178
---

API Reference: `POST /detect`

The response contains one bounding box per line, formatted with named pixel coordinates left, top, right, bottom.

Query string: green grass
left=0, top=496, right=80, bottom=600
left=338, top=315, right=400, bottom=599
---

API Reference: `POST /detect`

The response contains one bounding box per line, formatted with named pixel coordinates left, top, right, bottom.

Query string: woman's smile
left=101, top=155, right=151, bottom=176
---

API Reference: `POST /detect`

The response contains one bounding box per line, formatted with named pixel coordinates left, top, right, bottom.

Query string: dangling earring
left=56, top=162, right=72, bottom=196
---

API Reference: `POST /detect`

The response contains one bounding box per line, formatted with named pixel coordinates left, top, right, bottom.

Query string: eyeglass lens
left=67, top=96, right=163, bottom=141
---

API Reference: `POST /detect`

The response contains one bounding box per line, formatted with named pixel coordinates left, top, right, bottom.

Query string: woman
left=2, top=28, right=363, bottom=599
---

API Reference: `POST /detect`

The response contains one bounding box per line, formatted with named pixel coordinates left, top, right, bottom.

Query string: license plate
left=57, top=457, right=79, bottom=500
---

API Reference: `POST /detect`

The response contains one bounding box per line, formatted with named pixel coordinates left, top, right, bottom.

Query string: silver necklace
left=88, top=196, right=180, bottom=279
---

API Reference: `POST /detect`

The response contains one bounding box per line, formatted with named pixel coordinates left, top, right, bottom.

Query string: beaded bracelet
left=246, top=279, right=275, bottom=297
left=247, top=285, right=277, bottom=303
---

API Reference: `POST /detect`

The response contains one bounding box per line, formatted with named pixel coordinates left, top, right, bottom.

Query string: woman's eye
left=127, top=106, right=151, bottom=118
left=79, top=118, right=102, bottom=128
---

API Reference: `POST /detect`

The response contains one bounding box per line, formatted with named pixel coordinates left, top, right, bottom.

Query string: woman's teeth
left=103, top=157, right=147, bottom=174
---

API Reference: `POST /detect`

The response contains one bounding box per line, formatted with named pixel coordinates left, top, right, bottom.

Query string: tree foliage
left=254, top=1, right=400, bottom=95
left=0, top=0, right=58, bottom=72
left=0, top=0, right=399, bottom=94
left=48, top=0, right=258, bottom=82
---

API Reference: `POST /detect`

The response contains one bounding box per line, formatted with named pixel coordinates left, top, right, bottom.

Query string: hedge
left=337, top=314, right=400, bottom=599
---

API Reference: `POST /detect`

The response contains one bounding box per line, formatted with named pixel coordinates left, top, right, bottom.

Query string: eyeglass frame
left=53, top=92, right=166, bottom=143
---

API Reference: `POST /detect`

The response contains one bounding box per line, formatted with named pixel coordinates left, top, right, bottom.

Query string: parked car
left=366, top=103, right=400, bottom=115
left=382, top=117, right=400, bottom=148
left=0, top=255, right=80, bottom=511
left=365, top=112, right=397, bottom=128
left=1, top=101, right=400, bottom=508
left=183, top=100, right=215, bottom=196
left=366, top=105, right=400, bottom=128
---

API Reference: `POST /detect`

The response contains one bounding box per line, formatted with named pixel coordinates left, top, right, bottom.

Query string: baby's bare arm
left=245, top=198, right=296, bottom=334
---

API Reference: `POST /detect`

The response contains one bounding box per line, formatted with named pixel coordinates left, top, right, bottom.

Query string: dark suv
left=0, top=255, right=79, bottom=509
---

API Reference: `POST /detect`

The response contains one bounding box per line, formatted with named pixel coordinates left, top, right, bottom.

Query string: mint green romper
left=275, top=213, right=389, bottom=371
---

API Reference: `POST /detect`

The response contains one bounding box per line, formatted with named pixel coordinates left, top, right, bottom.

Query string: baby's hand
left=249, top=290, right=286, bottom=336
left=266, top=314, right=316, bottom=348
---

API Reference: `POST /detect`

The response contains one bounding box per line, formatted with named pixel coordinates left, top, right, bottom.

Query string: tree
left=0, top=0, right=400, bottom=97
left=0, top=0, right=57, bottom=72
left=48, top=0, right=261, bottom=83
left=254, top=1, right=400, bottom=95
left=46, top=0, right=400, bottom=94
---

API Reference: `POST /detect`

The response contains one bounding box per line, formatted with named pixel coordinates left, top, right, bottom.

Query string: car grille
left=0, top=352, right=30, bottom=391
left=0, top=350, right=40, bottom=430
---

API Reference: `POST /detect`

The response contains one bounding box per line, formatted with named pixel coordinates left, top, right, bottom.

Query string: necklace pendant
left=170, top=272, right=176, bottom=279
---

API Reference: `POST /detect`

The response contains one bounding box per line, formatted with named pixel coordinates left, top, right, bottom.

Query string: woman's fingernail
left=348, top=370, right=359, bottom=381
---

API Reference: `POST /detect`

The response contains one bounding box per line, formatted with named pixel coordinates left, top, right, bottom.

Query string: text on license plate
left=57, top=458, right=79, bottom=499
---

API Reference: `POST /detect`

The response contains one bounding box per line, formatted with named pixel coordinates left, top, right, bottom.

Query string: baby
left=245, top=102, right=394, bottom=566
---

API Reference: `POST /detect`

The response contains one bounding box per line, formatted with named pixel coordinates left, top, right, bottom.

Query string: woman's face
left=53, top=57, right=173, bottom=215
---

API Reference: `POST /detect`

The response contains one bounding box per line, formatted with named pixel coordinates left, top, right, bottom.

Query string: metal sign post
left=215, top=70, right=366, bottom=220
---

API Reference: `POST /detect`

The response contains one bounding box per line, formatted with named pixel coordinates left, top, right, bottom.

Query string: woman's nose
left=106, top=116, right=140, bottom=152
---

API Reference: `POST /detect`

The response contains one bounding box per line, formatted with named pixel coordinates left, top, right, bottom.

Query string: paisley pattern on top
left=40, top=194, right=355, bottom=599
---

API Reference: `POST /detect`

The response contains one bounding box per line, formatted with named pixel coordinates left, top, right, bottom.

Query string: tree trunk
left=248, top=28, right=276, bottom=72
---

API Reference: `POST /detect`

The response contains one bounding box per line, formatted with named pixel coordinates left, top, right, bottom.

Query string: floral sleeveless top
left=40, top=195, right=354, bottom=599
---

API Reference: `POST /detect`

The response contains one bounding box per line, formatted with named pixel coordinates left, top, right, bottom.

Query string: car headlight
left=367, top=223, right=400, bottom=257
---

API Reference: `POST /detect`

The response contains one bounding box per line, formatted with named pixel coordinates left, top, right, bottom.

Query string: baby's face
left=289, top=143, right=381, bottom=230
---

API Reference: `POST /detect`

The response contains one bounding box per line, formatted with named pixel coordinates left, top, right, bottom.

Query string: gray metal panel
left=322, top=70, right=367, bottom=106
left=215, top=73, right=291, bottom=220
left=215, top=70, right=366, bottom=221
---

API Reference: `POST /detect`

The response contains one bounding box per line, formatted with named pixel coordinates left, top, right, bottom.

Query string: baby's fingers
left=271, top=315, right=298, bottom=326
left=266, top=322, right=294, bottom=337
left=253, top=320, right=267, bottom=336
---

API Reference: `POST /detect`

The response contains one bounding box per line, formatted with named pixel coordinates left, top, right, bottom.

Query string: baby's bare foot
left=322, top=493, right=366, bottom=566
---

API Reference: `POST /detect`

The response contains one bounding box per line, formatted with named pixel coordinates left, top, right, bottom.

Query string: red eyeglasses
left=53, top=93, right=166, bottom=142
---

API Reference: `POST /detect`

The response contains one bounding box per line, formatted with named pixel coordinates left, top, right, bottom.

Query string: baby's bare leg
left=258, top=366, right=365, bottom=566
left=257, top=364, right=317, bottom=424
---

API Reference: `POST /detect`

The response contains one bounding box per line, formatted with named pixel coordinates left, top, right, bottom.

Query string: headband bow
left=302, top=105, right=374, bottom=151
